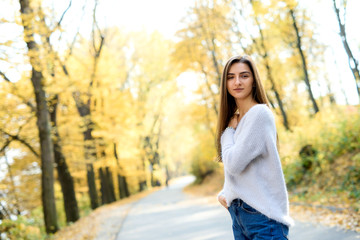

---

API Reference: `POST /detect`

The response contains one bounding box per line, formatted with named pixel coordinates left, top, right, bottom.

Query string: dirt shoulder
left=185, top=171, right=360, bottom=233
left=52, top=189, right=157, bottom=240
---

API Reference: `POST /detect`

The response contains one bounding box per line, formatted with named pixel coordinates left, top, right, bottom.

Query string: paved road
left=116, top=176, right=360, bottom=240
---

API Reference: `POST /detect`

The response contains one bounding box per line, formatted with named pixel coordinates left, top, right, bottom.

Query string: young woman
left=216, top=55, right=293, bottom=240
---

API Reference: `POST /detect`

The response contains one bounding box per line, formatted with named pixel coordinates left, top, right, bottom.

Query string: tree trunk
left=197, top=6, right=222, bottom=87
left=72, top=92, right=99, bottom=209
left=265, top=62, right=290, bottom=130
left=266, top=93, right=275, bottom=109
left=113, top=143, right=130, bottom=198
left=122, top=176, right=130, bottom=197
left=289, top=8, right=319, bottom=114
left=332, top=0, right=360, bottom=99
left=150, top=165, right=155, bottom=187
left=50, top=95, right=79, bottom=223
left=19, top=0, right=58, bottom=233
left=118, top=173, right=130, bottom=198
left=99, top=168, right=109, bottom=204
left=105, top=167, right=116, bottom=202
left=99, top=167, right=116, bottom=204
left=33, top=68, right=59, bottom=233
left=117, top=174, right=126, bottom=199
left=249, top=0, right=290, bottom=130
left=86, top=164, right=98, bottom=209
left=71, top=2, right=104, bottom=207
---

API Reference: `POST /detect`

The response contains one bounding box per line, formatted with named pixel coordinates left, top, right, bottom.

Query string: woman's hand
left=218, top=195, right=228, bottom=209
left=228, top=113, right=239, bottom=129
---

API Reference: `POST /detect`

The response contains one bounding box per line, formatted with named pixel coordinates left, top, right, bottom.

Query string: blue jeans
left=228, top=199, right=289, bottom=240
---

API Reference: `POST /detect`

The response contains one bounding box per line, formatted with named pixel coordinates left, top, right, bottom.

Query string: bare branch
left=0, top=70, right=36, bottom=111
left=17, top=95, right=36, bottom=112
left=57, top=0, right=72, bottom=27
left=343, top=0, right=347, bottom=26
left=0, top=115, right=39, bottom=158
left=0, top=129, right=40, bottom=158
left=65, top=31, right=79, bottom=61
left=64, top=2, right=86, bottom=60
left=0, top=70, right=11, bottom=82
left=332, top=0, right=360, bottom=97
left=0, top=139, right=11, bottom=155
left=92, top=0, right=105, bottom=56
left=92, top=1, right=98, bottom=54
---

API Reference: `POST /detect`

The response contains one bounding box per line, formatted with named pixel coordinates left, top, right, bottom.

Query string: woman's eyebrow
left=227, top=71, right=251, bottom=75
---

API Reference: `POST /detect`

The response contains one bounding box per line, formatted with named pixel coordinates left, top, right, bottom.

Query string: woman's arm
left=221, top=107, right=276, bottom=176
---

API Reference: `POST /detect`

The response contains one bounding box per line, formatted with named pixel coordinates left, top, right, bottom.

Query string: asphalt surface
left=116, top=176, right=360, bottom=240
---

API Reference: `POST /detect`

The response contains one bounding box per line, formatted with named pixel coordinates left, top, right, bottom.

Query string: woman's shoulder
left=248, top=104, right=274, bottom=122
left=248, top=104, right=272, bottom=115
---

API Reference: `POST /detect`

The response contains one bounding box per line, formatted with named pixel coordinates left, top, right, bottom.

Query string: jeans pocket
left=241, top=201, right=259, bottom=214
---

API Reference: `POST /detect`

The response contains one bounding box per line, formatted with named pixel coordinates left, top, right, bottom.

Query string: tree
left=0, top=70, right=43, bottom=216
left=129, top=31, right=178, bottom=188
left=332, top=0, right=360, bottom=100
left=17, top=0, right=81, bottom=224
left=70, top=0, right=106, bottom=209
left=241, top=0, right=291, bottom=130
left=49, top=95, right=79, bottom=222
left=287, top=2, right=320, bottom=114
left=19, top=0, right=58, bottom=233
left=34, top=2, right=81, bottom=223
left=174, top=0, right=232, bottom=138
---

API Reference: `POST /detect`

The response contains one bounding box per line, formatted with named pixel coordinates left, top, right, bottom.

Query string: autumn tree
left=67, top=0, right=106, bottom=209
left=18, top=0, right=58, bottom=233
left=174, top=0, right=233, bottom=139
left=229, top=0, right=291, bottom=130
left=285, top=1, right=320, bottom=114
left=1, top=0, right=93, bottom=229
left=0, top=85, right=39, bottom=217
left=332, top=0, right=360, bottom=100
left=87, top=27, right=135, bottom=198
left=35, top=2, right=81, bottom=223
left=17, top=0, right=81, bottom=224
left=129, top=31, right=178, bottom=188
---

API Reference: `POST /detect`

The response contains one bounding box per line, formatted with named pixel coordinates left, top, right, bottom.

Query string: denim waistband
left=231, top=198, right=243, bottom=206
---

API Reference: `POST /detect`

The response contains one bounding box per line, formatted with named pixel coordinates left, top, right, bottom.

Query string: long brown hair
left=216, top=55, right=269, bottom=161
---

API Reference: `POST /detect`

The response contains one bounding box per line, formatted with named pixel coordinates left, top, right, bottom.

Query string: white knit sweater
left=219, top=104, right=294, bottom=226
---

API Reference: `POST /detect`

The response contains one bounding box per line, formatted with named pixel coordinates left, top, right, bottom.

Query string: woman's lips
left=234, top=88, right=244, bottom=91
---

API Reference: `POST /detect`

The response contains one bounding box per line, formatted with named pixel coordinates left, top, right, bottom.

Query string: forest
left=0, top=0, right=359, bottom=238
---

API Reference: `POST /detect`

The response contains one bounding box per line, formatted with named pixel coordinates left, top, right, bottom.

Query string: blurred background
left=0, top=0, right=359, bottom=238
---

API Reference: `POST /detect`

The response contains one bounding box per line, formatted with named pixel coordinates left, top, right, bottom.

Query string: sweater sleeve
left=221, top=107, right=276, bottom=176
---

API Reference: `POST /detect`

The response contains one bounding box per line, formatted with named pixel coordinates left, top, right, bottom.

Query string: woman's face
left=226, top=62, right=254, bottom=102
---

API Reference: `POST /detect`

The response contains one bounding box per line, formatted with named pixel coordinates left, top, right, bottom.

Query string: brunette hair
left=216, top=55, right=269, bottom=161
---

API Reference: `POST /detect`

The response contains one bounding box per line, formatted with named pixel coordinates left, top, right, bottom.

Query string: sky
left=1, top=0, right=359, bottom=105
left=88, top=0, right=360, bottom=105
left=302, top=0, right=360, bottom=105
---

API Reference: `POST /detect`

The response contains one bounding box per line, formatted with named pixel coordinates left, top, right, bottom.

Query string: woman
left=216, top=55, right=293, bottom=240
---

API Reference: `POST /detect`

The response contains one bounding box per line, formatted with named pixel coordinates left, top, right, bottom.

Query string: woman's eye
left=241, top=75, right=249, bottom=78
left=227, top=76, right=234, bottom=80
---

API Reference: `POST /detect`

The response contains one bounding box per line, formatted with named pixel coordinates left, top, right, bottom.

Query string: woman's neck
left=235, top=98, right=258, bottom=117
